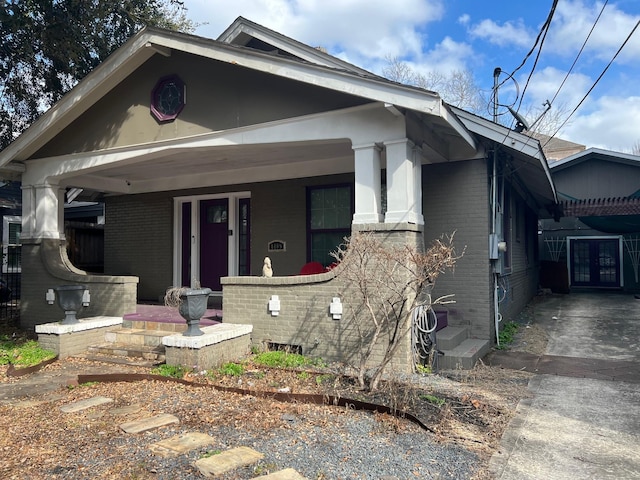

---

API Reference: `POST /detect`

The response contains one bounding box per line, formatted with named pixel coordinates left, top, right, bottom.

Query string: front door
left=570, top=238, right=621, bottom=287
left=176, top=194, right=251, bottom=291
left=199, top=198, right=229, bottom=291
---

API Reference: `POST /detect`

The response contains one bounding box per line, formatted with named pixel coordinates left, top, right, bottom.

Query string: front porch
left=123, top=303, right=223, bottom=332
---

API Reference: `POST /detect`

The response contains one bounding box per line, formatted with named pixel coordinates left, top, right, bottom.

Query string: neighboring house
left=540, top=148, right=640, bottom=292
left=0, top=181, right=22, bottom=306
left=0, top=17, right=557, bottom=369
left=531, top=133, right=586, bottom=163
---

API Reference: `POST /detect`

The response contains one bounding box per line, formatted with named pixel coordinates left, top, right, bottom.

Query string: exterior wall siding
left=553, top=160, right=639, bottom=199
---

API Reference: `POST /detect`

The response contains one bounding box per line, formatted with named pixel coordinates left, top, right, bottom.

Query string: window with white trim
left=2, top=216, right=21, bottom=273
left=307, top=185, right=353, bottom=267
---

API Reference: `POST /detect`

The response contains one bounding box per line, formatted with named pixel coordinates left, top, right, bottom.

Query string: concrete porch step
left=87, top=342, right=166, bottom=363
left=73, top=352, right=163, bottom=368
left=435, top=325, right=468, bottom=351
left=439, top=338, right=491, bottom=370
left=105, top=328, right=171, bottom=347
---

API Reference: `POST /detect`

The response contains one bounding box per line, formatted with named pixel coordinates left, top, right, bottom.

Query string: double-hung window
left=308, top=185, right=353, bottom=267
left=2, top=216, right=21, bottom=273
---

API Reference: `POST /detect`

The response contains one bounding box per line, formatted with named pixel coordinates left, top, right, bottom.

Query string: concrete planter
left=54, top=285, right=87, bottom=325
left=178, top=288, right=212, bottom=336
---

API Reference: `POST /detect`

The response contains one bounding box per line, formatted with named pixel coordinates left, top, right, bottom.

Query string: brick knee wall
left=21, top=238, right=138, bottom=330
left=164, top=334, right=252, bottom=370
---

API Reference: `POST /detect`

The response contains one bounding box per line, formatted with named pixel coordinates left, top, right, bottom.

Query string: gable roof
left=550, top=147, right=640, bottom=171
left=0, top=18, right=476, bottom=168
left=217, top=16, right=373, bottom=76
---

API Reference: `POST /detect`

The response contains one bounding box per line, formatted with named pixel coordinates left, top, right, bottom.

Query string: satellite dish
left=507, top=106, right=530, bottom=132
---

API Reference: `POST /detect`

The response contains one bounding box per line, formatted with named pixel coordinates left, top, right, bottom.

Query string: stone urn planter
left=54, top=285, right=87, bottom=325
left=166, top=287, right=212, bottom=336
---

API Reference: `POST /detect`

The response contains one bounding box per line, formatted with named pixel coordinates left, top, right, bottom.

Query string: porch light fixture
left=268, top=295, right=281, bottom=316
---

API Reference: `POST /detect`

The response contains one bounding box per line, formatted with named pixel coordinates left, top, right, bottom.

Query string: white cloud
left=413, top=36, right=475, bottom=74
left=519, top=66, right=592, bottom=111
left=467, top=18, right=534, bottom=48
left=187, top=0, right=445, bottom=61
left=547, top=0, right=640, bottom=64
left=561, top=96, right=640, bottom=151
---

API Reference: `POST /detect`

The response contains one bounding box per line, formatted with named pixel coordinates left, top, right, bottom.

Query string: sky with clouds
left=182, top=0, right=640, bottom=152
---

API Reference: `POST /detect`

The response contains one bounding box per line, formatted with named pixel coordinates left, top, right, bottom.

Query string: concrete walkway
left=489, top=291, right=640, bottom=480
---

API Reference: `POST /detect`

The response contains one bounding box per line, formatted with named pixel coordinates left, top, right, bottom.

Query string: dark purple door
left=200, top=198, right=229, bottom=291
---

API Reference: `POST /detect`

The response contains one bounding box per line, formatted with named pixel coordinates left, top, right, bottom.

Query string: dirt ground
left=0, top=315, right=547, bottom=479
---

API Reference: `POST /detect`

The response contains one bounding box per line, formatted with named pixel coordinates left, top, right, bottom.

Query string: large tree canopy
left=0, top=0, right=195, bottom=150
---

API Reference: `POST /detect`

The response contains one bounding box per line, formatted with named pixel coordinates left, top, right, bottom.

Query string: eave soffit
left=451, top=105, right=558, bottom=209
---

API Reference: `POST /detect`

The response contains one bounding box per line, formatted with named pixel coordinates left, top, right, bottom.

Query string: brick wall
left=104, top=193, right=173, bottom=300
left=21, top=238, right=138, bottom=330
left=422, top=159, right=492, bottom=339
left=38, top=325, right=120, bottom=358
left=498, top=191, right=540, bottom=323
left=104, top=174, right=355, bottom=301
left=164, top=334, right=252, bottom=370
left=222, top=226, right=423, bottom=373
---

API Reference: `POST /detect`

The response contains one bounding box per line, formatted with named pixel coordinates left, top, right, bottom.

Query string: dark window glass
left=308, top=185, right=353, bottom=267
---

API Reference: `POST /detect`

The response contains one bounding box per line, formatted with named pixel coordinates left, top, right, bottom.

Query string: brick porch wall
left=20, top=238, right=138, bottom=330
left=221, top=225, right=424, bottom=373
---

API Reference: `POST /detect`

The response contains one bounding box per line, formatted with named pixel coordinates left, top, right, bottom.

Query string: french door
left=569, top=237, right=621, bottom=288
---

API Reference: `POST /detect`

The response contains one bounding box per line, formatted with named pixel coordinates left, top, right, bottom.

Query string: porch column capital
left=383, top=138, right=424, bottom=226
left=21, top=181, right=64, bottom=240
left=352, top=142, right=384, bottom=224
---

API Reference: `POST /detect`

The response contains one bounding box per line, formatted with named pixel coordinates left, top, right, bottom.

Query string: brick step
left=439, top=338, right=491, bottom=370
left=87, top=342, right=166, bottom=362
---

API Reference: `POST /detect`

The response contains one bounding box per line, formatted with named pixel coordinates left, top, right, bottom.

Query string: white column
left=20, top=185, right=36, bottom=240
left=24, top=182, right=64, bottom=240
left=352, top=143, right=384, bottom=224
left=384, top=138, right=424, bottom=225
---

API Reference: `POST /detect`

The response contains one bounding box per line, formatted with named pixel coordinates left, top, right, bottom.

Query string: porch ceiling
left=63, top=139, right=356, bottom=195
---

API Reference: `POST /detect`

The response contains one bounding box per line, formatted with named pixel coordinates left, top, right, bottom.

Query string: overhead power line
left=544, top=18, right=640, bottom=147
left=549, top=0, right=609, bottom=106
left=516, top=0, right=558, bottom=111
left=505, top=0, right=558, bottom=84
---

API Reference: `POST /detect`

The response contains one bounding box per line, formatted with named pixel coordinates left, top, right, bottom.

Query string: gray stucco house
left=0, top=17, right=557, bottom=369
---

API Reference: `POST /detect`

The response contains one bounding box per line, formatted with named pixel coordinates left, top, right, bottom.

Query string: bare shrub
left=331, top=231, right=461, bottom=391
